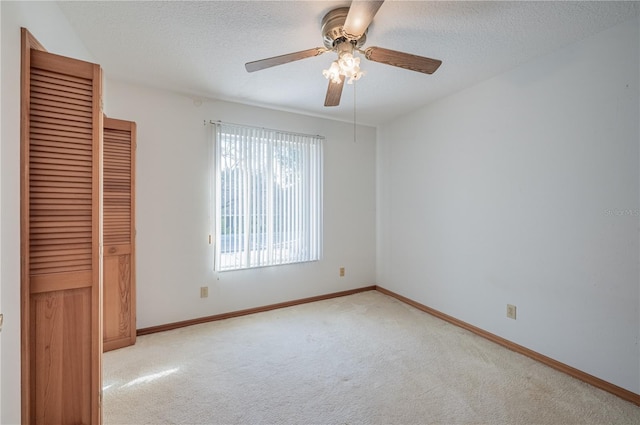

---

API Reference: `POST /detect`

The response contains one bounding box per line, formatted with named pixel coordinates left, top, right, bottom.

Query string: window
left=212, top=122, right=323, bottom=271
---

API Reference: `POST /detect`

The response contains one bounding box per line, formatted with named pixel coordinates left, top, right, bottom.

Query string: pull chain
left=353, top=80, right=357, bottom=143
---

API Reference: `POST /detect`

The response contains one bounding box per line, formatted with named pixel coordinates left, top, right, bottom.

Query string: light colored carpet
left=103, top=290, right=640, bottom=424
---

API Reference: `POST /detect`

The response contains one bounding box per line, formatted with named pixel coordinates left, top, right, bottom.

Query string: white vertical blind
left=212, top=122, right=323, bottom=271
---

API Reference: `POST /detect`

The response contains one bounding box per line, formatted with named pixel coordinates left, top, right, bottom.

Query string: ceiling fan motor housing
left=321, top=7, right=366, bottom=49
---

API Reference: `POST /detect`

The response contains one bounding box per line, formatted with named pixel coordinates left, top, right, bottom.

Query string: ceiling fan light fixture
left=323, top=50, right=364, bottom=85
left=340, top=51, right=364, bottom=84
left=322, top=61, right=342, bottom=84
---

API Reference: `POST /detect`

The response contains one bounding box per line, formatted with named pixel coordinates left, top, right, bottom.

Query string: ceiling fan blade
left=343, top=1, right=385, bottom=39
left=324, top=75, right=346, bottom=107
left=364, top=46, right=442, bottom=74
left=245, top=47, right=327, bottom=72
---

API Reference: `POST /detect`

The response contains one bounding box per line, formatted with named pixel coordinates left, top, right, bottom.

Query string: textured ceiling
left=57, top=1, right=640, bottom=125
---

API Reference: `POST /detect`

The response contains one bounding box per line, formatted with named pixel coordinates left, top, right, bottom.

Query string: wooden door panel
left=21, top=28, right=102, bottom=424
left=103, top=253, right=132, bottom=347
left=31, top=288, right=92, bottom=424
left=103, top=118, right=136, bottom=352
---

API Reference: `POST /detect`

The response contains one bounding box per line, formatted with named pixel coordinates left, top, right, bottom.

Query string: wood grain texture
left=375, top=286, right=640, bottom=407
left=364, top=46, right=442, bottom=74
left=245, top=47, right=326, bottom=72
left=103, top=254, right=132, bottom=351
left=324, top=75, right=345, bottom=107
left=21, top=28, right=103, bottom=424
left=31, top=289, right=92, bottom=424
left=31, top=271, right=93, bottom=294
left=91, top=63, right=104, bottom=425
left=21, top=29, right=46, bottom=422
left=103, top=117, right=136, bottom=352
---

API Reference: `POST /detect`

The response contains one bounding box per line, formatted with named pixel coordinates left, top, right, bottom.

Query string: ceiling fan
left=245, top=0, right=442, bottom=107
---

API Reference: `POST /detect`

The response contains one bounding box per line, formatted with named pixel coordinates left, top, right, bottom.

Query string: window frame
left=210, top=121, right=324, bottom=272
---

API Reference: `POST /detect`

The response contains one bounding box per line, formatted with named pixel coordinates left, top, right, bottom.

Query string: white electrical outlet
left=507, top=304, right=517, bottom=320
left=200, top=286, right=209, bottom=298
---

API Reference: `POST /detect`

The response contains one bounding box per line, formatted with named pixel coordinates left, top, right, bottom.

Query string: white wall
left=0, top=2, right=96, bottom=423
left=377, top=16, right=640, bottom=393
left=104, top=81, right=377, bottom=329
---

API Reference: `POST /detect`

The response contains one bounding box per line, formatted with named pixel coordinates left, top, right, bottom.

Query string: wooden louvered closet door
left=103, top=117, right=136, bottom=351
left=21, top=29, right=103, bottom=425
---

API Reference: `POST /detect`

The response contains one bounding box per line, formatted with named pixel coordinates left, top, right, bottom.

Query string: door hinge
left=208, top=234, right=212, bottom=244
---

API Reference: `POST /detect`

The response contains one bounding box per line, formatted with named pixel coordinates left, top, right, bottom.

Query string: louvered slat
left=29, top=67, right=93, bottom=277
left=104, top=127, right=132, bottom=245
